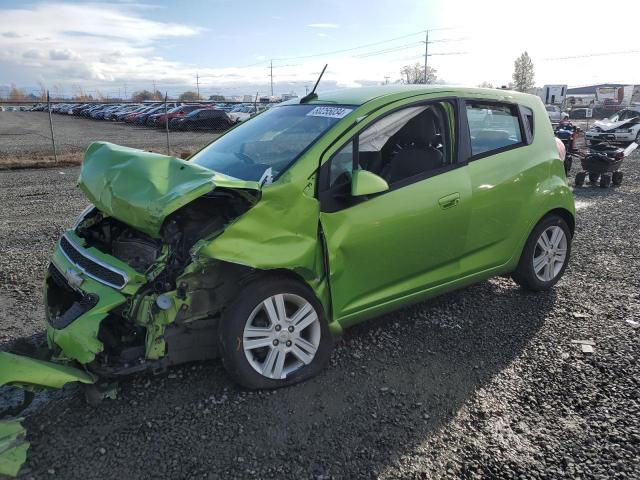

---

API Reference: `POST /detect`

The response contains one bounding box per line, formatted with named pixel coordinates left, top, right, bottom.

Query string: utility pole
left=305, top=85, right=309, bottom=95
left=196, top=72, right=200, bottom=99
left=384, top=76, right=390, bottom=85
left=424, top=30, right=429, bottom=83
left=269, top=60, right=274, bottom=97
left=124, top=83, right=127, bottom=100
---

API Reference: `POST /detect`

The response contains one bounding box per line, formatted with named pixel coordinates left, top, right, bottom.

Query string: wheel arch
left=546, top=207, right=575, bottom=236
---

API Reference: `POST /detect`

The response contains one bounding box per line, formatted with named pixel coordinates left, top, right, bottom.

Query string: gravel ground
left=0, top=112, right=220, bottom=161
left=0, top=147, right=639, bottom=479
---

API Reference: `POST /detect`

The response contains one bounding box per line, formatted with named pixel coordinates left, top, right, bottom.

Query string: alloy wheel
left=533, top=226, right=568, bottom=282
left=243, top=293, right=321, bottom=380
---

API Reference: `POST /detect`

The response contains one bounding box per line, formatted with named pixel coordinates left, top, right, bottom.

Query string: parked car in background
left=124, top=105, right=159, bottom=123
left=228, top=104, right=260, bottom=123
left=147, top=104, right=203, bottom=127
left=546, top=105, right=568, bottom=123
left=585, top=108, right=640, bottom=144
left=569, top=108, right=589, bottom=119
left=169, top=108, right=233, bottom=130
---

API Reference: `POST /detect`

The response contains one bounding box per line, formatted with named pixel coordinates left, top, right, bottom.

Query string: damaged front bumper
left=45, top=230, right=145, bottom=364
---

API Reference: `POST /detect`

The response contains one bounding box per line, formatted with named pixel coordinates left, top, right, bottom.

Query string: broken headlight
left=73, top=204, right=96, bottom=229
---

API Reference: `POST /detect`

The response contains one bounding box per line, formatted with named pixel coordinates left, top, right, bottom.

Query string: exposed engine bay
left=53, top=187, right=260, bottom=376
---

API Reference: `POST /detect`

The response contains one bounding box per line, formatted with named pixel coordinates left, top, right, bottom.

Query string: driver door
left=318, top=100, right=472, bottom=326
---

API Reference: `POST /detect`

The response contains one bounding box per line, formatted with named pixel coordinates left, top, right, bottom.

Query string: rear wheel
left=600, top=174, right=612, bottom=188
left=512, top=214, right=572, bottom=291
left=219, top=275, right=333, bottom=389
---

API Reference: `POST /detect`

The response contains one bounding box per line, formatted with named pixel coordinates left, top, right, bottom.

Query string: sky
left=1, top=0, right=639, bottom=98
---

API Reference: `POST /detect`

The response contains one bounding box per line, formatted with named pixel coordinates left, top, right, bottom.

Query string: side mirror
left=351, top=169, right=389, bottom=197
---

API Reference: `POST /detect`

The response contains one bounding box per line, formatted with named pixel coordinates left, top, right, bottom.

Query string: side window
left=466, top=102, right=523, bottom=156
left=356, top=102, right=452, bottom=186
left=319, top=102, right=454, bottom=211
left=329, top=141, right=354, bottom=189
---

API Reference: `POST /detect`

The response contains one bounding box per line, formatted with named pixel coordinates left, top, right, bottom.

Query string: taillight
left=555, top=137, right=566, bottom=161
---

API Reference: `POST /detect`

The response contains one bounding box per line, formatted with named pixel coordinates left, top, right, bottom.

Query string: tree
left=131, top=90, right=156, bottom=102
left=512, top=51, right=535, bottom=93
left=477, top=81, right=494, bottom=89
left=400, top=63, right=438, bottom=84
left=179, top=91, right=201, bottom=102
left=9, top=83, right=27, bottom=101
left=209, top=94, right=226, bottom=101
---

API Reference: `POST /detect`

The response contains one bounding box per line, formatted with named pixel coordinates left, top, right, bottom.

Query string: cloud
left=49, top=49, right=80, bottom=61
left=0, top=2, right=203, bottom=85
left=22, top=50, right=43, bottom=59
left=307, top=23, right=339, bottom=28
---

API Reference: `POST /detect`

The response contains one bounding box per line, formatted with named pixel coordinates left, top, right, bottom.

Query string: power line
left=543, top=49, right=640, bottom=61
left=353, top=42, right=424, bottom=58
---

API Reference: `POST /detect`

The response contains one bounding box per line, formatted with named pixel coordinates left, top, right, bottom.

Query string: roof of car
left=280, top=85, right=534, bottom=107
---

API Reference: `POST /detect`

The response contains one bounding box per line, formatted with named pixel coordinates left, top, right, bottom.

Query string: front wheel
left=219, top=275, right=333, bottom=389
left=512, top=215, right=572, bottom=291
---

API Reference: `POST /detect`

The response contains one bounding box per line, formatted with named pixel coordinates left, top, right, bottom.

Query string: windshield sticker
left=306, top=106, right=353, bottom=119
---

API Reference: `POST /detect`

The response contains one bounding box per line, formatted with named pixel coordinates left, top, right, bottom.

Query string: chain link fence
left=0, top=95, right=277, bottom=168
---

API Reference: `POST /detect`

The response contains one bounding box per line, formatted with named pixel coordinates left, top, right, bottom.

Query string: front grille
left=59, top=235, right=128, bottom=289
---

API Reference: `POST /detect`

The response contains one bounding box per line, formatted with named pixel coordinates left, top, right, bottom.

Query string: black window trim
left=462, top=99, right=529, bottom=162
left=318, top=97, right=463, bottom=212
left=519, top=104, right=535, bottom=145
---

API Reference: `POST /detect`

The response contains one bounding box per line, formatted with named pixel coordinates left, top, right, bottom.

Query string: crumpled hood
left=593, top=116, right=640, bottom=132
left=79, top=142, right=260, bottom=238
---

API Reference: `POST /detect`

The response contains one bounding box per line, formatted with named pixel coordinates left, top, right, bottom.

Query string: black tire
left=612, top=171, right=624, bottom=186
left=588, top=172, right=600, bottom=183
left=512, top=214, right=572, bottom=291
left=218, top=275, right=333, bottom=389
left=600, top=174, right=612, bottom=188
left=574, top=172, right=586, bottom=187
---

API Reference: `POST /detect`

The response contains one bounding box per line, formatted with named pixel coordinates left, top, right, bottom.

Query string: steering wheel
left=234, top=151, right=255, bottom=165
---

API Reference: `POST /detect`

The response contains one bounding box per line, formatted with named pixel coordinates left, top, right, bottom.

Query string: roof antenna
left=300, top=64, right=327, bottom=103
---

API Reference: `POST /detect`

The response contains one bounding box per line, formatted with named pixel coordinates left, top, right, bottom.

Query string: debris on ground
left=0, top=418, right=29, bottom=477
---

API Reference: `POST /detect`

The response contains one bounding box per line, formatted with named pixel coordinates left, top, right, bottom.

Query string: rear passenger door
left=461, top=100, right=540, bottom=273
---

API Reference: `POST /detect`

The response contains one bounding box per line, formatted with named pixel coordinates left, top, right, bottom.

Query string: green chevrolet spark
left=1, top=86, right=575, bottom=392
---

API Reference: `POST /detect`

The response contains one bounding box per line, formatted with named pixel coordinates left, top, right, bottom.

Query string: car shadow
left=15, top=276, right=556, bottom=479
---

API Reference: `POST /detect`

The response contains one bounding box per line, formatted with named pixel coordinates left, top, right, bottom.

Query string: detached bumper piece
left=0, top=419, right=28, bottom=477
left=0, top=352, right=95, bottom=476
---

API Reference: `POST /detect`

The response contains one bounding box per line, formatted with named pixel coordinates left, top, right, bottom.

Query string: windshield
left=610, top=109, right=640, bottom=121
left=191, top=104, right=354, bottom=181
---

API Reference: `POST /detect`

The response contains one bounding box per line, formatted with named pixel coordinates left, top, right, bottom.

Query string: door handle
left=438, top=193, right=460, bottom=209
